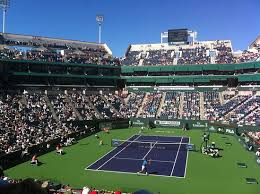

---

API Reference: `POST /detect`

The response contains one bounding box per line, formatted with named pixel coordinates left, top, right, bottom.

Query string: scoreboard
left=168, top=29, right=188, bottom=43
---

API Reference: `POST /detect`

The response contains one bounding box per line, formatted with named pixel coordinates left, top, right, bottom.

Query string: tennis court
left=85, top=134, right=190, bottom=178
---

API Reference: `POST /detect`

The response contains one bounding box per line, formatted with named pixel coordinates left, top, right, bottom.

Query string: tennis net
left=111, top=139, right=195, bottom=151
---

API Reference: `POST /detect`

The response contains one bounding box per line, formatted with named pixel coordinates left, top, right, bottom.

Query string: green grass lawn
left=5, top=128, right=260, bottom=194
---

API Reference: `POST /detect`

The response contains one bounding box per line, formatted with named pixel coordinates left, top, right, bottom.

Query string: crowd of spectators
left=122, top=41, right=260, bottom=66
left=139, top=92, right=162, bottom=118
left=0, top=46, right=119, bottom=66
left=246, top=131, right=260, bottom=144
left=121, top=51, right=141, bottom=66
left=215, top=95, right=250, bottom=120
left=103, top=93, right=129, bottom=118
left=177, top=46, right=210, bottom=65
left=49, top=94, right=78, bottom=122
left=214, top=43, right=234, bottom=64
left=68, top=93, right=101, bottom=120
left=123, top=92, right=145, bottom=118
left=143, top=50, right=173, bottom=66
left=239, top=108, right=260, bottom=126
left=89, top=95, right=120, bottom=119
left=0, top=175, right=21, bottom=185
left=182, top=92, right=200, bottom=120
left=0, top=34, right=121, bottom=66
left=0, top=93, right=80, bottom=155
left=223, top=93, right=235, bottom=101
left=121, top=91, right=260, bottom=124
left=1, top=34, right=260, bottom=67
left=225, top=96, right=260, bottom=123
left=203, top=91, right=221, bottom=120
left=0, top=176, right=129, bottom=194
left=235, top=50, right=260, bottom=63
left=160, top=92, right=181, bottom=119
left=2, top=90, right=260, bottom=155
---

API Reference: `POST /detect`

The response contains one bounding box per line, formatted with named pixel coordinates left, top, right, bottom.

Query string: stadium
left=0, top=1, right=260, bottom=194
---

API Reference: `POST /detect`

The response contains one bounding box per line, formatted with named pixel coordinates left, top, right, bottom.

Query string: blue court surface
left=85, top=134, right=190, bottom=178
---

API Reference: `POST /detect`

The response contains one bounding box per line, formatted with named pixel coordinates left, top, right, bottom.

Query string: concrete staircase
left=64, top=95, right=83, bottom=120
left=20, top=95, right=27, bottom=105
left=242, top=107, right=260, bottom=122
left=225, top=95, right=255, bottom=120
left=156, top=92, right=166, bottom=118
left=137, top=92, right=148, bottom=117
left=221, top=95, right=250, bottom=118
left=223, top=93, right=237, bottom=104
left=199, top=92, right=205, bottom=120
left=219, top=92, right=224, bottom=105
left=85, top=96, right=104, bottom=119
left=44, top=95, right=59, bottom=122
left=124, top=94, right=131, bottom=104
left=101, top=95, right=121, bottom=116
left=178, top=92, right=184, bottom=119
left=138, top=59, right=144, bottom=66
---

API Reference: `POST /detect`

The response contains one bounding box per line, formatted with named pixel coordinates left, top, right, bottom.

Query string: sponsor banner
left=208, top=126, right=217, bottom=131
left=192, top=122, right=207, bottom=128
left=155, top=120, right=181, bottom=127
left=132, top=119, right=144, bottom=126
left=133, top=122, right=144, bottom=126
left=156, top=87, right=194, bottom=91
left=225, top=128, right=235, bottom=134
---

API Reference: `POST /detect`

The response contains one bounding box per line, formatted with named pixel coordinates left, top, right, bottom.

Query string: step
left=137, top=93, right=148, bottom=117
left=156, top=92, right=166, bottom=118
left=65, top=95, right=83, bottom=120
left=44, top=95, right=59, bottom=122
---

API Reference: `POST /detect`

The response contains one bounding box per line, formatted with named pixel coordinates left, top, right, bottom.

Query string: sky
left=1, top=0, right=260, bottom=57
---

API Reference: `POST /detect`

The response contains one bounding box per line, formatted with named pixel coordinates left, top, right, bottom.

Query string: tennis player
left=99, top=139, right=103, bottom=146
left=137, top=158, right=150, bottom=175
left=139, top=126, right=144, bottom=134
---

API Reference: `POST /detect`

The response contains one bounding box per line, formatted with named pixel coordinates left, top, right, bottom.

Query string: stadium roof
left=0, top=33, right=113, bottom=55
left=249, top=36, right=260, bottom=49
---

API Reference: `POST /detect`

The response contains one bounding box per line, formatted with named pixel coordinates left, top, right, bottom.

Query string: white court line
left=142, top=141, right=158, bottom=159
left=132, top=134, right=189, bottom=143
left=114, top=157, right=174, bottom=163
left=85, top=134, right=189, bottom=178
left=86, top=168, right=185, bottom=179
left=97, top=135, right=141, bottom=170
left=170, top=137, right=183, bottom=176
left=141, top=134, right=190, bottom=139
left=183, top=137, right=190, bottom=178
left=84, top=134, right=137, bottom=170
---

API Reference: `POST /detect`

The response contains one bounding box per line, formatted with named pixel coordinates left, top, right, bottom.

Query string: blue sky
left=2, top=0, right=259, bottom=57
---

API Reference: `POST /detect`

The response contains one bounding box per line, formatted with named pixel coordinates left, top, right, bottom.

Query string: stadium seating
left=160, top=91, right=181, bottom=119
left=0, top=33, right=120, bottom=66
left=2, top=89, right=260, bottom=155
left=214, top=95, right=251, bottom=119
left=0, top=176, right=130, bottom=194
left=139, top=92, right=162, bottom=118
left=225, top=96, right=260, bottom=123
left=0, top=92, right=80, bottom=154
left=121, top=51, right=141, bottom=66
left=177, top=46, right=210, bottom=65
left=122, top=40, right=260, bottom=66
left=143, top=49, right=174, bottom=66
left=203, top=91, right=221, bottom=120
left=89, top=94, right=121, bottom=119
left=182, top=92, right=200, bottom=120
left=123, top=92, right=145, bottom=118
left=68, top=92, right=101, bottom=120
left=239, top=108, right=260, bottom=126
left=48, top=94, right=78, bottom=122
